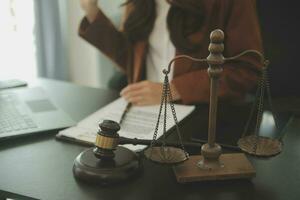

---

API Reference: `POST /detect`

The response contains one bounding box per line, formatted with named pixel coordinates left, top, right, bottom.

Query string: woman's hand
left=120, top=80, right=181, bottom=106
left=80, top=0, right=99, bottom=23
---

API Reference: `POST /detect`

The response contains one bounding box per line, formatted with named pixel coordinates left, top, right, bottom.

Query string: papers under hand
left=57, top=97, right=195, bottom=151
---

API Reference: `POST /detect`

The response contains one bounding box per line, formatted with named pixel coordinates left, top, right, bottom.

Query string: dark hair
left=123, top=0, right=205, bottom=53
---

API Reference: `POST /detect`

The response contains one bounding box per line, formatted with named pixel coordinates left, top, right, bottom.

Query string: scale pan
left=144, top=146, right=188, bottom=164
left=238, top=135, right=282, bottom=157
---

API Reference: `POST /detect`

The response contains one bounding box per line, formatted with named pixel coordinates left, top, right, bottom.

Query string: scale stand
left=173, top=29, right=259, bottom=183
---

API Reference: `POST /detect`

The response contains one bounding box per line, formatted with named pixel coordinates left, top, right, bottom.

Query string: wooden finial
left=210, top=29, right=224, bottom=43
left=207, top=29, right=225, bottom=66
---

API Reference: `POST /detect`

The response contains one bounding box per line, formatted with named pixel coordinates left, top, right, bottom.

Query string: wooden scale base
left=173, top=153, right=255, bottom=183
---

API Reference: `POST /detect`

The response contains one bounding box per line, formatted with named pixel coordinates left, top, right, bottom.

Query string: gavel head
left=93, top=120, right=120, bottom=159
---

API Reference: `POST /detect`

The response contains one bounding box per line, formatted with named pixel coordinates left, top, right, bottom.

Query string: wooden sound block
left=73, top=147, right=141, bottom=185
left=173, top=153, right=255, bottom=183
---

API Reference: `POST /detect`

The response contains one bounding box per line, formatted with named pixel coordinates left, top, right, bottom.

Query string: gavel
left=93, top=120, right=202, bottom=159
left=73, top=119, right=201, bottom=184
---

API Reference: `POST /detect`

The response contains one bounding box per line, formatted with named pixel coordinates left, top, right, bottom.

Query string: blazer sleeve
left=171, top=0, right=263, bottom=104
left=79, top=9, right=131, bottom=72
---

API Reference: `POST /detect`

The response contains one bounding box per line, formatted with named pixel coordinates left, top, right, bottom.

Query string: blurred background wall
left=0, top=0, right=124, bottom=89
left=257, top=0, right=300, bottom=97
left=66, top=0, right=124, bottom=88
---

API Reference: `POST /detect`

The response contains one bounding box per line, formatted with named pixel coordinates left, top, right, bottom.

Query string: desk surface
left=0, top=79, right=300, bottom=200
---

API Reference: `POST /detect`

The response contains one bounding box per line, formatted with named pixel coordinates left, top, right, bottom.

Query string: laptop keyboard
left=0, top=93, right=37, bottom=134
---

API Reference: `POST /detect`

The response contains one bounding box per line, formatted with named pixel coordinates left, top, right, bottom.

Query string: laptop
left=0, top=87, right=75, bottom=140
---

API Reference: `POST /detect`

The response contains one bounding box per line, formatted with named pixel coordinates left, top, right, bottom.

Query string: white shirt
left=146, top=0, right=175, bottom=83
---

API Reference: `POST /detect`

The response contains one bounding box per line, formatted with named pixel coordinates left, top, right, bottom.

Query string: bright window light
left=0, top=0, right=37, bottom=81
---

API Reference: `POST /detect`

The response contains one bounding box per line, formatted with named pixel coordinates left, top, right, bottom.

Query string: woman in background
left=79, top=0, right=263, bottom=106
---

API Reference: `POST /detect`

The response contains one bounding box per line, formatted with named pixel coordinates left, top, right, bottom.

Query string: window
left=0, top=0, right=37, bottom=81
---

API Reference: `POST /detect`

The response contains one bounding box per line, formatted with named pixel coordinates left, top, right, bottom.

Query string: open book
left=56, top=97, right=195, bottom=151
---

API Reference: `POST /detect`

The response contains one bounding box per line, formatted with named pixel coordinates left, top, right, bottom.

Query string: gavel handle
left=118, top=137, right=202, bottom=148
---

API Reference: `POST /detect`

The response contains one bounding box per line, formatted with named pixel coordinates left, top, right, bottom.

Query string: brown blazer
left=79, top=0, right=263, bottom=105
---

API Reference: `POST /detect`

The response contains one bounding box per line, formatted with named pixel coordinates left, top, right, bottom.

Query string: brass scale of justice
left=73, top=29, right=283, bottom=184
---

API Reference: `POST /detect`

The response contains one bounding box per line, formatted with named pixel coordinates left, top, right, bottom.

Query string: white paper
left=58, top=97, right=195, bottom=151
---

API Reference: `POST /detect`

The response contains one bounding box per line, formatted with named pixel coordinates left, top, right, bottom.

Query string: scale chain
left=148, top=73, right=189, bottom=161
left=252, top=65, right=266, bottom=154
left=165, top=75, right=189, bottom=159
left=251, top=61, right=283, bottom=154
left=241, top=86, right=260, bottom=138
left=149, top=76, right=168, bottom=158
left=264, top=65, right=281, bottom=140
left=160, top=75, right=169, bottom=159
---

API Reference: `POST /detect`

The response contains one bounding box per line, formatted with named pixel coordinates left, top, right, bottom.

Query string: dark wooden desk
left=0, top=79, right=299, bottom=200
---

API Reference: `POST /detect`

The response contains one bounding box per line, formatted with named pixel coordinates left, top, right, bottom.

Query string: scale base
left=73, top=146, right=141, bottom=185
left=173, top=153, right=255, bottom=183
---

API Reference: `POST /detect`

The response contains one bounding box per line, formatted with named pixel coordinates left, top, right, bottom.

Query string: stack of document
left=57, top=97, right=195, bottom=151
